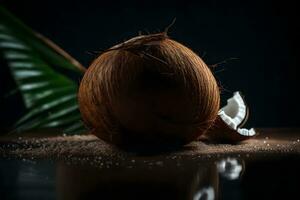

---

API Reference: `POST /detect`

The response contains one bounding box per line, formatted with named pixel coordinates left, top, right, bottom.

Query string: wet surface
left=1, top=128, right=300, bottom=199
left=0, top=156, right=300, bottom=200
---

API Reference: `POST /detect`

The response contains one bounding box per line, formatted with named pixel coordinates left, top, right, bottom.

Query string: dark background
left=1, top=0, right=299, bottom=129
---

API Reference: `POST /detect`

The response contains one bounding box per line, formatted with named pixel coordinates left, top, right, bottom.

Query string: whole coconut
left=78, top=33, right=220, bottom=148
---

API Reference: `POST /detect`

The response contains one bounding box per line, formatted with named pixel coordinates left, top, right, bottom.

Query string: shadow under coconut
left=100, top=127, right=203, bottom=156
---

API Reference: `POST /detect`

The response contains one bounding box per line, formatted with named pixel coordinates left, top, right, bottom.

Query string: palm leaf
left=0, top=6, right=87, bottom=134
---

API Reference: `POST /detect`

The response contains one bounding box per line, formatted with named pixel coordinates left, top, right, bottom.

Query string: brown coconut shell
left=199, top=116, right=254, bottom=143
left=200, top=100, right=256, bottom=144
left=78, top=33, right=220, bottom=148
left=199, top=92, right=257, bottom=144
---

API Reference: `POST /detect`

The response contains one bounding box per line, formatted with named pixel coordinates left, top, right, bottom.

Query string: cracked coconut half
left=200, top=92, right=256, bottom=143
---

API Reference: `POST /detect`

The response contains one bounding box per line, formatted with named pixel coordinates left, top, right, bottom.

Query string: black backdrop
left=1, top=0, right=300, bottom=129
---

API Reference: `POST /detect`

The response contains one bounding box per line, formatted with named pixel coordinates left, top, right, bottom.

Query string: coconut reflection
left=56, top=157, right=244, bottom=200
left=193, top=186, right=215, bottom=200
left=217, top=158, right=244, bottom=180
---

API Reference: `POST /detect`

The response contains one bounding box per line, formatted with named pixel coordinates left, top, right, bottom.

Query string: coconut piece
left=219, top=91, right=248, bottom=129
left=200, top=92, right=256, bottom=143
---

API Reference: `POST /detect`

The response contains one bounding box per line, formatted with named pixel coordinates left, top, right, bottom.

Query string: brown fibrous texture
left=78, top=33, right=220, bottom=148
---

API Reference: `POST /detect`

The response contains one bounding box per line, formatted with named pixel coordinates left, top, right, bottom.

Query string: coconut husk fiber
left=1, top=128, right=300, bottom=162
left=78, top=33, right=220, bottom=147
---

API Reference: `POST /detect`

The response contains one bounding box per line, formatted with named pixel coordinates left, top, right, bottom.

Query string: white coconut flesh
left=218, top=92, right=256, bottom=136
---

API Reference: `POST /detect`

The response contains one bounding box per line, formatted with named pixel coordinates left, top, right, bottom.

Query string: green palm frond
left=0, top=6, right=87, bottom=134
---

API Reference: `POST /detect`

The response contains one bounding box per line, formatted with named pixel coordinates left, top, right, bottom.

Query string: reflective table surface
left=1, top=128, right=300, bottom=200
